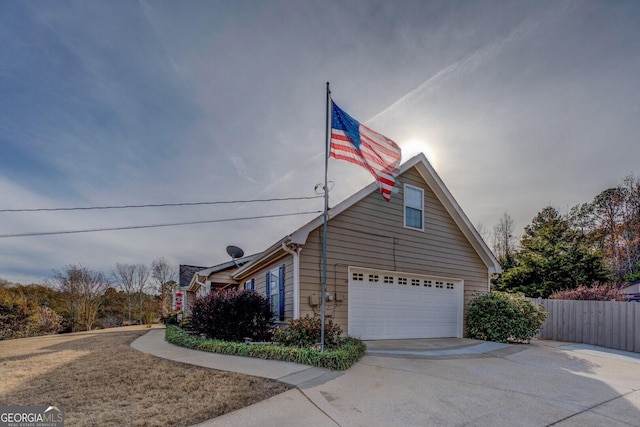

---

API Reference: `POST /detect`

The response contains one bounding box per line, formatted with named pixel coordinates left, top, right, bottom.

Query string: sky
left=1, top=0, right=640, bottom=284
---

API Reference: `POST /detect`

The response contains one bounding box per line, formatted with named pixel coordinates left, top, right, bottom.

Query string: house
left=178, top=264, right=206, bottom=313
left=621, top=280, right=640, bottom=302
left=186, top=153, right=501, bottom=339
left=180, top=256, right=257, bottom=315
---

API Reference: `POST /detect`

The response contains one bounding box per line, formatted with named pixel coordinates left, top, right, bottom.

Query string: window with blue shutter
left=265, top=271, right=271, bottom=299
left=278, top=265, right=285, bottom=321
left=243, top=278, right=254, bottom=291
left=266, top=266, right=285, bottom=321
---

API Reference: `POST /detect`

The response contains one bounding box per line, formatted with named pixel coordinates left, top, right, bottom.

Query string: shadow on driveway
left=297, top=339, right=640, bottom=426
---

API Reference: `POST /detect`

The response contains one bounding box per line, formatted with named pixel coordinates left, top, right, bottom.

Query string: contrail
left=368, top=0, right=577, bottom=124
left=264, top=1, right=578, bottom=195
left=137, top=0, right=182, bottom=77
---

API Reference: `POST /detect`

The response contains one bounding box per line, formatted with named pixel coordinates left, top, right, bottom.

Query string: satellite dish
left=226, top=245, right=244, bottom=260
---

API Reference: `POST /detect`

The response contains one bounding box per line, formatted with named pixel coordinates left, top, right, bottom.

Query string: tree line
left=489, top=175, right=640, bottom=298
left=0, top=257, right=177, bottom=339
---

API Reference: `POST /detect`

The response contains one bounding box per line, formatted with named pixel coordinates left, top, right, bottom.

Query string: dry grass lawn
left=0, top=325, right=291, bottom=426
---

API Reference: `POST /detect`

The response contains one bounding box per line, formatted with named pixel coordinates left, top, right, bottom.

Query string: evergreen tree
left=496, top=207, right=610, bottom=297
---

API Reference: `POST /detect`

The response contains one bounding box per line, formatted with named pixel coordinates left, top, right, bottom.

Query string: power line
left=0, top=210, right=322, bottom=239
left=0, top=195, right=323, bottom=213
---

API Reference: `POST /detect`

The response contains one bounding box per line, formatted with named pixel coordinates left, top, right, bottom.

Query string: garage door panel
left=348, top=268, right=462, bottom=340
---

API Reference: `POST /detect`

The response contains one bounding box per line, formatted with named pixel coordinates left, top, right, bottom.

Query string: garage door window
left=404, top=184, right=424, bottom=231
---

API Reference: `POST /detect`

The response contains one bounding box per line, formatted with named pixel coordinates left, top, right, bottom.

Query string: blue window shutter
left=278, top=265, right=285, bottom=321
left=250, top=278, right=254, bottom=292
left=265, top=272, right=270, bottom=299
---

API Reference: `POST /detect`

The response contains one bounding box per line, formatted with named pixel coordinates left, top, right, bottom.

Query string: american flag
left=330, top=101, right=402, bottom=202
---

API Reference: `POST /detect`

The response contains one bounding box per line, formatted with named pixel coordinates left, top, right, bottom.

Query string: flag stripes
left=329, top=101, right=401, bottom=201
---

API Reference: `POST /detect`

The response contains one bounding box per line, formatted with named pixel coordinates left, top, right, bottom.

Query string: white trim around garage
left=347, top=266, right=464, bottom=340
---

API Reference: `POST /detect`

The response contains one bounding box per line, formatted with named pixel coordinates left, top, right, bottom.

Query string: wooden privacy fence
left=528, top=298, right=640, bottom=353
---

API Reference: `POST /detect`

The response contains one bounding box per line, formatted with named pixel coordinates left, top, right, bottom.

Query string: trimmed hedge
left=165, top=325, right=365, bottom=371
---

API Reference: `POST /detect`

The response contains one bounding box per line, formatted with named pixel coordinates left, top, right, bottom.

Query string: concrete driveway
left=133, top=331, right=640, bottom=426
left=306, top=341, right=640, bottom=426
left=210, top=339, right=640, bottom=427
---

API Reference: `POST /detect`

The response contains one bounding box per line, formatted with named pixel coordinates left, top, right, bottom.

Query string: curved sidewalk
left=131, top=328, right=342, bottom=426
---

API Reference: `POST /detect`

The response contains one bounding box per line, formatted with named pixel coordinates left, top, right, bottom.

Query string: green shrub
left=465, top=291, right=547, bottom=343
left=165, top=325, right=365, bottom=370
left=271, top=314, right=343, bottom=349
left=190, top=289, right=274, bottom=342
left=178, top=316, right=192, bottom=330
left=160, top=311, right=182, bottom=326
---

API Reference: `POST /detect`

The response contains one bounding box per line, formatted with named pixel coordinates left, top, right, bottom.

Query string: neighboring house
left=179, top=264, right=206, bottom=314
left=185, top=153, right=501, bottom=339
left=180, top=256, right=257, bottom=314
left=621, top=281, right=640, bottom=302
left=179, top=265, right=207, bottom=289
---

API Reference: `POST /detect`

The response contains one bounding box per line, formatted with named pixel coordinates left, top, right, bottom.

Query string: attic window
left=404, top=184, right=424, bottom=231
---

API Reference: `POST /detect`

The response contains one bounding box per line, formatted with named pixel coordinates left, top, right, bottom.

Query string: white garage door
left=348, top=267, right=463, bottom=340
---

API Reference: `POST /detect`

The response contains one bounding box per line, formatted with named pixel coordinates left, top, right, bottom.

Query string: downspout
left=282, top=242, right=301, bottom=319
left=195, top=278, right=208, bottom=295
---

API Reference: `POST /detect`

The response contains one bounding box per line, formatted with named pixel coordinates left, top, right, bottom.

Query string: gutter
left=232, top=236, right=290, bottom=279
left=281, top=241, right=301, bottom=319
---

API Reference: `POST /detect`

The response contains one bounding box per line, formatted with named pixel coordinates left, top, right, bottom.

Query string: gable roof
left=194, top=254, right=258, bottom=277
left=186, top=254, right=259, bottom=291
left=234, top=153, right=501, bottom=278
left=179, top=265, right=207, bottom=288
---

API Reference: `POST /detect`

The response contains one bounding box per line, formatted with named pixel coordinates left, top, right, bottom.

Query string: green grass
left=165, top=325, right=365, bottom=371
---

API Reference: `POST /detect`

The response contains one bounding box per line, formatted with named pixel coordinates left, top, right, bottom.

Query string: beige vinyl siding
left=242, top=255, right=294, bottom=323
left=299, top=166, right=489, bottom=333
left=205, top=270, right=238, bottom=288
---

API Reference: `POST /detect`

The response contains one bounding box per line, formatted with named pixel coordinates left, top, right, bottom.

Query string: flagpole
left=321, top=82, right=330, bottom=353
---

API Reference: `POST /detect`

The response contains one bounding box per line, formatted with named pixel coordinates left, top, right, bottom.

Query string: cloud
left=2, top=0, right=640, bottom=283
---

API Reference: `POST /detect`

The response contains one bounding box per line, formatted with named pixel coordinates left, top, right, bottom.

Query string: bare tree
left=113, top=263, right=137, bottom=323
left=591, top=187, right=626, bottom=280
left=492, top=213, right=517, bottom=267
left=475, top=222, right=491, bottom=245
left=52, top=265, right=109, bottom=331
left=151, top=257, right=177, bottom=317
left=133, top=264, right=150, bottom=322
left=621, top=175, right=640, bottom=277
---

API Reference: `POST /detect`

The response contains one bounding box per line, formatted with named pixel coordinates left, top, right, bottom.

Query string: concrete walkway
left=131, top=328, right=340, bottom=387
left=131, top=329, right=341, bottom=426
left=132, top=329, right=640, bottom=426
